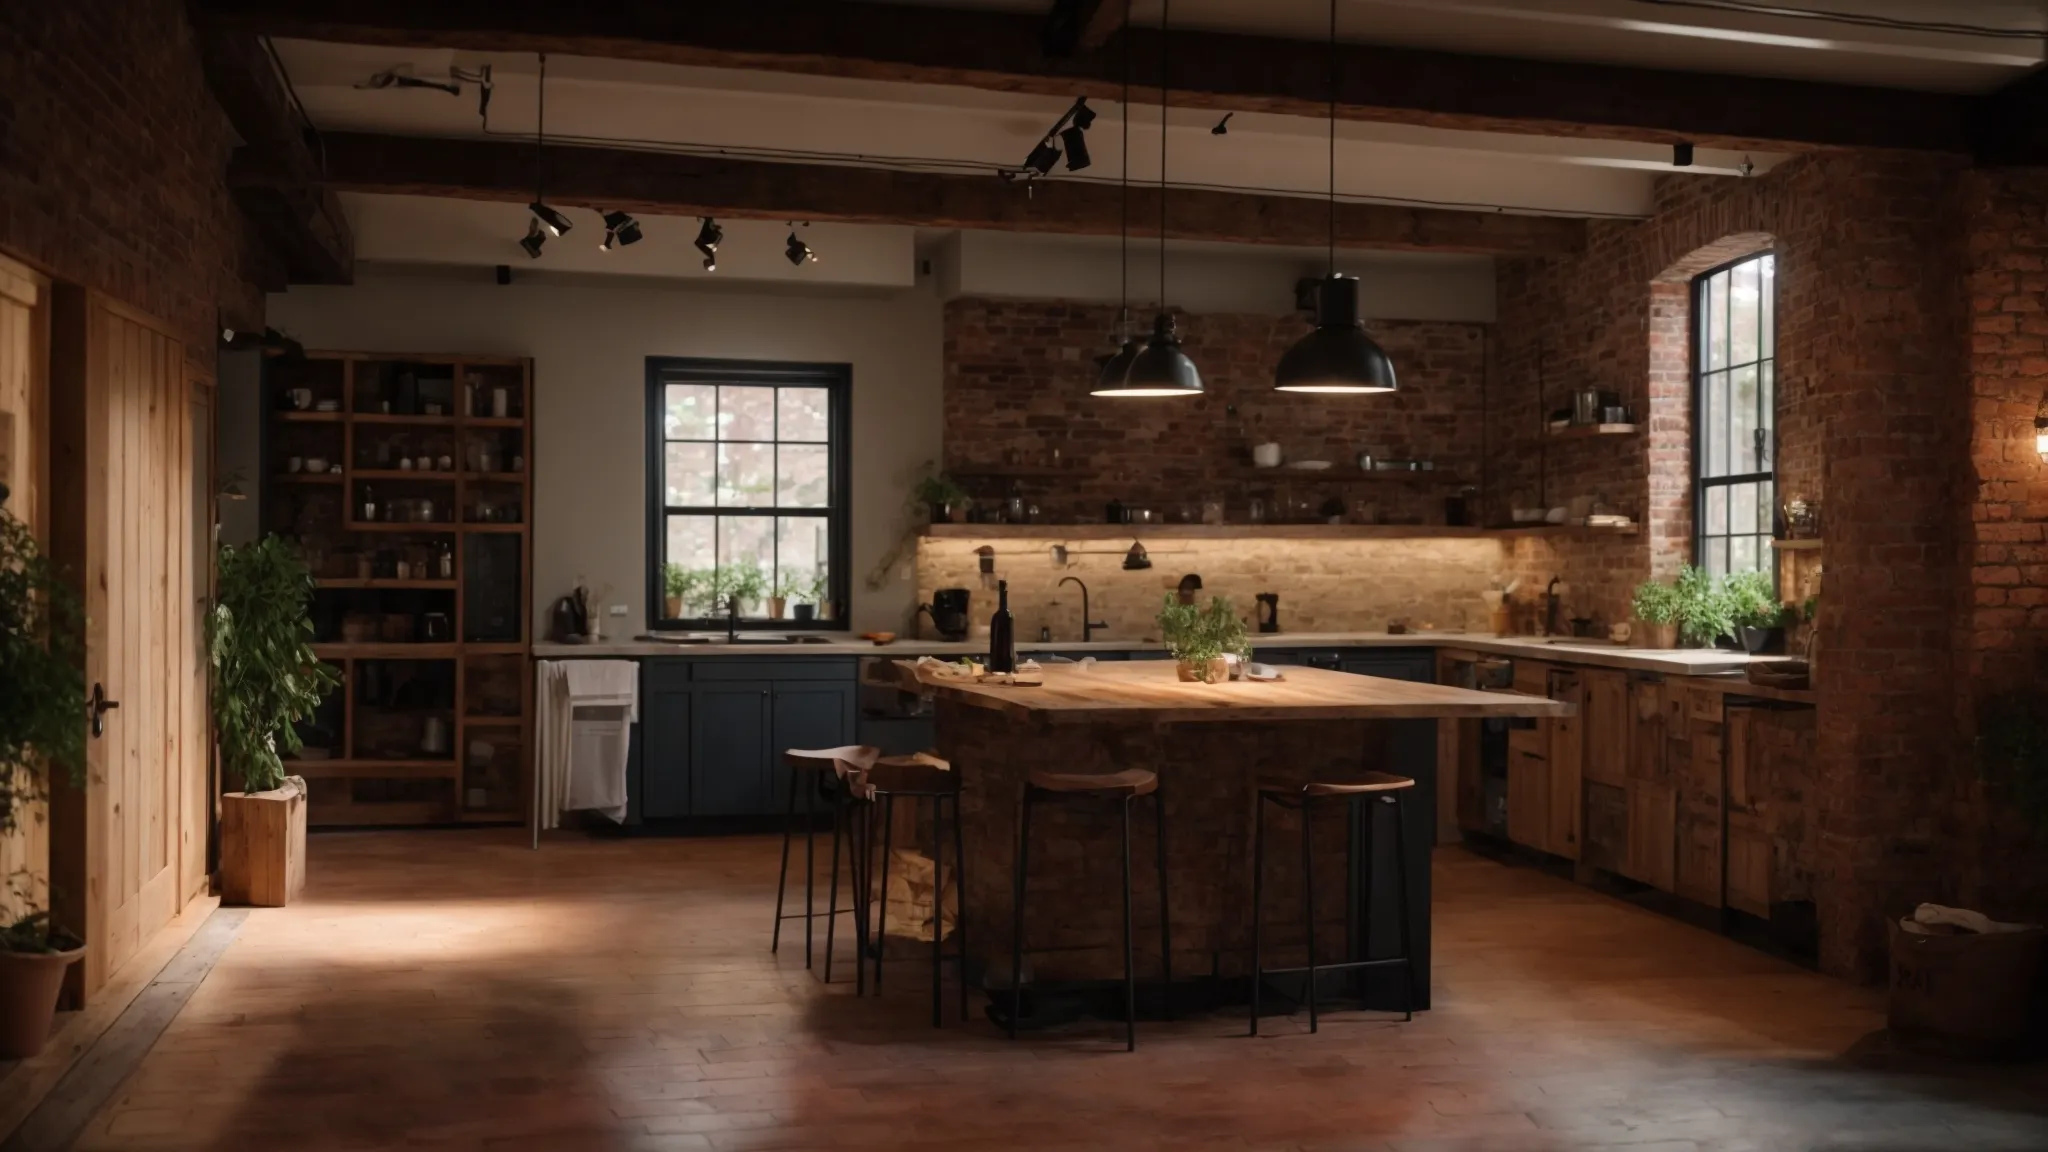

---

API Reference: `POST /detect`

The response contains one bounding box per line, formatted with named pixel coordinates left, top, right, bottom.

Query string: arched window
left=1692, top=252, right=1775, bottom=575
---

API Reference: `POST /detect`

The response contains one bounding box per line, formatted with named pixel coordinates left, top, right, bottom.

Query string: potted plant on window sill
left=209, top=536, right=341, bottom=907
left=1724, top=569, right=1787, bottom=655
left=1157, top=595, right=1249, bottom=684
left=661, top=561, right=700, bottom=621
left=768, top=570, right=804, bottom=620
left=792, top=572, right=825, bottom=624
left=1630, top=578, right=1681, bottom=650
left=0, top=495, right=88, bottom=1058
left=1674, top=564, right=1736, bottom=650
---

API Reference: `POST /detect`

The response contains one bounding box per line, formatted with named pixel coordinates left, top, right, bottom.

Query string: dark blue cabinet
left=690, top=683, right=774, bottom=816
left=768, top=680, right=857, bottom=812
left=640, top=683, right=693, bottom=819
left=638, top=658, right=858, bottom=821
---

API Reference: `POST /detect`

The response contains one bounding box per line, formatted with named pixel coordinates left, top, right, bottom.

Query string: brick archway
left=1644, top=232, right=1775, bottom=578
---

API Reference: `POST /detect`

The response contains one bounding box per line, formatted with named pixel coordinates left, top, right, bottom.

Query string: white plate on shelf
left=1287, top=460, right=1333, bottom=470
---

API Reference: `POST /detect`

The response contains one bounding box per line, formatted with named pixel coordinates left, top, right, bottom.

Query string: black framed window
left=646, top=358, right=850, bottom=630
left=1693, top=253, right=1775, bottom=577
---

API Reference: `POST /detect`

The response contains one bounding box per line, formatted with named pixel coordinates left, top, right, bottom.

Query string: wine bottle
left=988, top=579, right=1016, bottom=673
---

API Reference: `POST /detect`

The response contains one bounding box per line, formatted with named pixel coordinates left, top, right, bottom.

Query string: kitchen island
left=898, top=659, right=1567, bottom=1016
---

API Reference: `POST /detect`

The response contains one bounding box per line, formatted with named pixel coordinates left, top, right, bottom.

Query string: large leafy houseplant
left=209, top=537, right=340, bottom=793
left=1673, top=564, right=1736, bottom=649
left=0, top=503, right=86, bottom=956
left=1156, top=595, right=1249, bottom=683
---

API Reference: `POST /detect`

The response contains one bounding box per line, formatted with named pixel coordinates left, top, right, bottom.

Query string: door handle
left=90, top=682, right=120, bottom=738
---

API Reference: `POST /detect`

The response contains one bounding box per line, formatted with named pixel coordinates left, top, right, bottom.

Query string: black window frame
left=644, top=356, right=852, bottom=632
left=1690, top=251, right=1777, bottom=579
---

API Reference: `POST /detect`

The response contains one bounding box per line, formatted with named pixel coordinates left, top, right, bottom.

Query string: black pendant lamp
left=1103, top=0, right=1201, bottom=397
left=1275, top=0, right=1396, bottom=395
left=1090, top=0, right=1143, bottom=395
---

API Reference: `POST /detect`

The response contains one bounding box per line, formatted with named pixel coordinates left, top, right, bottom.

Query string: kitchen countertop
left=533, top=631, right=1771, bottom=677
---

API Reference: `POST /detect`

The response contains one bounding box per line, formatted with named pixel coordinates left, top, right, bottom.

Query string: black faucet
left=1058, top=576, right=1108, bottom=642
left=727, top=596, right=740, bottom=643
left=1544, top=577, right=1562, bottom=637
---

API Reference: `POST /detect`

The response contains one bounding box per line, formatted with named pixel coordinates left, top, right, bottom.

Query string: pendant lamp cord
left=1120, top=0, right=1131, bottom=328
left=1159, top=0, right=1170, bottom=314
left=1326, top=0, right=1336, bottom=278
left=535, top=52, right=547, bottom=204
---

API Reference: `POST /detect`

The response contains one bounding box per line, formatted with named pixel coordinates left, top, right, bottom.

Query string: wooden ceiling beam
left=261, top=131, right=1587, bottom=257
left=190, top=27, right=355, bottom=284
left=188, top=0, right=1971, bottom=154
left=1044, top=0, right=1128, bottom=58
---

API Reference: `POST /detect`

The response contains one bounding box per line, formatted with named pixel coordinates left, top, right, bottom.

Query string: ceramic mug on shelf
left=286, top=456, right=303, bottom=473
left=287, top=387, right=312, bottom=410
left=1252, top=442, right=1283, bottom=468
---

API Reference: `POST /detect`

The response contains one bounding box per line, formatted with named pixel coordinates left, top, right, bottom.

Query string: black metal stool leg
left=1009, top=786, right=1034, bottom=1040
left=1120, top=795, right=1136, bottom=1052
left=1302, top=798, right=1318, bottom=1034
left=875, top=794, right=895, bottom=992
left=930, top=796, right=945, bottom=1027
left=1250, top=792, right=1266, bottom=1037
left=1154, top=787, right=1171, bottom=1021
left=804, top=772, right=818, bottom=968
left=1391, top=792, right=1415, bottom=1022
left=1357, top=795, right=1374, bottom=1003
left=772, top=762, right=798, bottom=956
left=952, top=793, right=970, bottom=1022
left=823, top=787, right=844, bottom=984
left=852, top=795, right=869, bottom=997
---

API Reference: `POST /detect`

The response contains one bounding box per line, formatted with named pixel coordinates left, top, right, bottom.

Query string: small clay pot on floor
left=0, top=940, right=86, bottom=1059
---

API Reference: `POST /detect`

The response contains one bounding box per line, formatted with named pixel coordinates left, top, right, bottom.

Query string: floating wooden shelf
left=1235, top=466, right=1465, bottom=484
left=1548, top=423, right=1639, bottom=439
left=316, top=578, right=457, bottom=590
left=1769, top=538, right=1823, bottom=551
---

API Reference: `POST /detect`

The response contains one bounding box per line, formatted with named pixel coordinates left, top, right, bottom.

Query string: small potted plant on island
left=0, top=496, right=88, bottom=1058
left=1673, top=564, right=1736, bottom=649
left=209, top=536, right=341, bottom=907
left=910, top=464, right=971, bottom=525
left=1724, top=570, right=1789, bottom=655
left=1157, top=595, right=1249, bottom=683
left=1630, top=577, right=1681, bottom=649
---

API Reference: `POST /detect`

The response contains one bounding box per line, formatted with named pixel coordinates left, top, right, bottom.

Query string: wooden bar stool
left=1009, top=768, right=1171, bottom=1052
left=1250, top=771, right=1416, bottom=1036
left=855, top=752, right=969, bottom=1027
left=775, top=745, right=879, bottom=983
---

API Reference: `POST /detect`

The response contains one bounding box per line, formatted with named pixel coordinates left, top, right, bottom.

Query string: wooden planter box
left=220, top=776, right=308, bottom=907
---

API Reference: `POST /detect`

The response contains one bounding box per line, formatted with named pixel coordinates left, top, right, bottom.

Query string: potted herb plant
left=768, top=570, right=804, bottom=620
left=910, top=464, right=971, bottom=525
left=661, top=561, right=696, bottom=621
left=0, top=499, right=88, bottom=1058
left=1156, top=595, right=1249, bottom=683
left=1673, top=564, right=1736, bottom=649
left=1723, top=570, right=1785, bottom=654
left=209, top=536, right=341, bottom=907
left=793, top=571, right=824, bottom=623
left=725, top=561, right=767, bottom=617
left=1630, top=578, right=1681, bottom=649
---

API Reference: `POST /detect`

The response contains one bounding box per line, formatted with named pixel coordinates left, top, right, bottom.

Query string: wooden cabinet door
left=1725, top=814, right=1772, bottom=918
left=1625, top=780, right=1677, bottom=892
left=640, top=687, right=692, bottom=819
left=769, top=681, right=856, bottom=814
left=1546, top=670, right=1584, bottom=860
left=689, top=684, right=772, bottom=815
left=1581, top=670, right=1628, bottom=788
left=1505, top=730, right=1548, bottom=851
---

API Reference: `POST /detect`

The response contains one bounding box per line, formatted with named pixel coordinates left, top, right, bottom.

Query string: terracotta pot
left=1635, top=620, right=1678, bottom=650
left=767, top=596, right=787, bottom=620
left=0, top=942, right=85, bottom=1058
left=1175, top=657, right=1230, bottom=683
left=663, top=596, right=683, bottom=620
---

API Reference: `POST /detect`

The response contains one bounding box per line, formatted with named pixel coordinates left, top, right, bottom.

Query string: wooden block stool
left=1250, top=772, right=1416, bottom=1035
left=1008, top=768, right=1171, bottom=1052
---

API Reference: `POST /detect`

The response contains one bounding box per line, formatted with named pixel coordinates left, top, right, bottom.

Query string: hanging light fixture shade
left=1089, top=314, right=1145, bottom=396
left=1276, top=275, right=1397, bottom=394
left=1107, top=312, right=1201, bottom=397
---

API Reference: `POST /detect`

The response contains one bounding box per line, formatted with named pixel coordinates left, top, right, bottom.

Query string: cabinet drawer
left=690, top=657, right=857, bottom=681
left=644, top=659, right=694, bottom=693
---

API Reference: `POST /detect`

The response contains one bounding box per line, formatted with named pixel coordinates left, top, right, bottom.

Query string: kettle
left=1255, top=593, right=1280, bottom=634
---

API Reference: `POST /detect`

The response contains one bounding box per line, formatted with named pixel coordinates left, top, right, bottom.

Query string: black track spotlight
left=1070, top=97, right=1096, bottom=131
left=694, top=217, right=723, bottom=270
left=529, top=200, right=573, bottom=237
left=1025, top=139, right=1062, bottom=176
left=1673, top=142, right=1694, bottom=167
left=519, top=218, right=547, bottom=259
left=1060, top=124, right=1092, bottom=171
left=1212, top=112, right=1232, bottom=135
left=786, top=231, right=817, bottom=266
left=599, top=210, right=642, bottom=251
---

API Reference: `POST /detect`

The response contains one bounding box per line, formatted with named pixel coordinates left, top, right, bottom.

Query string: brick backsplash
left=916, top=535, right=1520, bottom=641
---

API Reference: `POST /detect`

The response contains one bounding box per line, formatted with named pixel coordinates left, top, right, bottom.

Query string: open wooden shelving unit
left=262, top=352, right=533, bottom=828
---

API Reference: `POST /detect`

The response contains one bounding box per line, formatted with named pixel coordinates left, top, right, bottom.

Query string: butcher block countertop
left=895, top=659, right=1572, bottom=725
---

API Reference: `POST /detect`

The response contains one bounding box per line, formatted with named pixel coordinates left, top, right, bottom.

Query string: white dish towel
left=535, top=660, right=639, bottom=843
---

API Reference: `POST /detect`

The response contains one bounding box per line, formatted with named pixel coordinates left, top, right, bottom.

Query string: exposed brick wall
left=1494, top=153, right=1972, bottom=980
left=0, top=0, right=268, bottom=355
left=943, top=299, right=1487, bottom=528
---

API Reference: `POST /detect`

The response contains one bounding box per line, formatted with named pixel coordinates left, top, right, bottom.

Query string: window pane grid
left=654, top=375, right=842, bottom=624
left=1694, top=254, right=1776, bottom=577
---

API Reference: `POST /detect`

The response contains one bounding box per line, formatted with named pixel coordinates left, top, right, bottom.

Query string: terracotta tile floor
left=71, top=832, right=2048, bottom=1152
